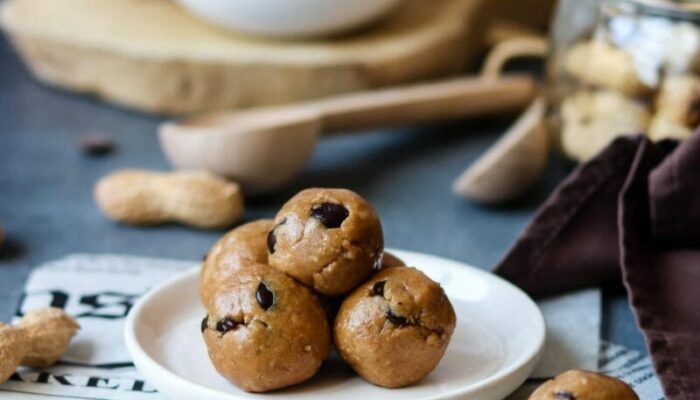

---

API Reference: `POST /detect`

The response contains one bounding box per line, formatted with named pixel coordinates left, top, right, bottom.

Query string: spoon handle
left=313, top=75, right=537, bottom=132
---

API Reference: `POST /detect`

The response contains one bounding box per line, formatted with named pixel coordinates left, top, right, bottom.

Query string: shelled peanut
left=94, top=169, right=244, bottom=229
left=0, top=308, right=80, bottom=384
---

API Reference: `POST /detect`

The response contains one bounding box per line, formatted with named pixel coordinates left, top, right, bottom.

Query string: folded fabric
left=495, top=133, right=700, bottom=399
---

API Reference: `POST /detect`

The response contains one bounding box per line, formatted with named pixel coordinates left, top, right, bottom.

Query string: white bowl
left=125, top=249, right=545, bottom=400
left=175, top=0, right=405, bottom=38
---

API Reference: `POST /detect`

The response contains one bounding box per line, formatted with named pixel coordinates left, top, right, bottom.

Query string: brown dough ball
left=267, top=188, right=383, bottom=296
left=529, top=370, right=638, bottom=400
left=202, top=263, right=331, bottom=393
left=199, top=220, right=273, bottom=308
left=334, top=266, right=456, bottom=388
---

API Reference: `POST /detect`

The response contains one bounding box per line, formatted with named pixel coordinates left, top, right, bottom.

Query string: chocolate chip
left=267, top=219, right=286, bottom=254
left=216, top=318, right=238, bottom=333
left=554, top=391, right=576, bottom=400
left=256, top=282, right=274, bottom=310
left=386, top=310, right=407, bottom=325
left=201, top=315, right=209, bottom=332
left=310, top=203, right=349, bottom=228
left=267, top=230, right=277, bottom=254
left=371, top=281, right=386, bottom=297
left=78, top=135, right=115, bottom=157
left=202, top=253, right=208, bottom=262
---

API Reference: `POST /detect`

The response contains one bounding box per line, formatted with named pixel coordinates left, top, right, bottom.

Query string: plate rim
left=124, top=248, right=545, bottom=400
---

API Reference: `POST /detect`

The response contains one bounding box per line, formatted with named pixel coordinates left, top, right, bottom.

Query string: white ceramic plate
left=125, top=249, right=545, bottom=400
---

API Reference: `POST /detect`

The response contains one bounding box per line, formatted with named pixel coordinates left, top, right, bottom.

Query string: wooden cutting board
left=0, top=0, right=486, bottom=114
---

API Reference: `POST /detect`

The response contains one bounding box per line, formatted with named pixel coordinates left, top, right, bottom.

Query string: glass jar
left=548, top=0, right=700, bottom=161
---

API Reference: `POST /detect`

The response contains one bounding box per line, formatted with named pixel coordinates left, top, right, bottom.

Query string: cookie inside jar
left=548, top=0, right=700, bottom=161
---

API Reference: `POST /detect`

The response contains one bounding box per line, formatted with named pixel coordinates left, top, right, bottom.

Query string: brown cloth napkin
left=495, top=133, right=700, bottom=399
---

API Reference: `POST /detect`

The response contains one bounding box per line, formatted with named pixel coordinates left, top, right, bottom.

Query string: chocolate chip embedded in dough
left=371, top=281, right=386, bottom=297
left=310, top=203, right=349, bottom=228
left=267, top=219, right=286, bottom=254
left=267, top=230, right=277, bottom=254
left=256, top=282, right=274, bottom=310
left=386, top=310, right=407, bottom=325
left=201, top=315, right=209, bottom=332
left=216, top=318, right=238, bottom=333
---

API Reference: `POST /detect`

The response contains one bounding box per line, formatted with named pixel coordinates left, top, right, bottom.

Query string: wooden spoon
left=452, top=35, right=551, bottom=205
left=452, top=98, right=548, bottom=204
left=159, top=75, right=536, bottom=195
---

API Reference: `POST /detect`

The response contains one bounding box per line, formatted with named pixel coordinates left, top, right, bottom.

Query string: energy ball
left=529, top=370, right=638, bottom=400
left=202, top=263, right=331, bottom=393
left=334, top=266, right=456, bottom=388
left=199, top=219, right=273, bottom=307
left=267, top=188, right=383, bottom=296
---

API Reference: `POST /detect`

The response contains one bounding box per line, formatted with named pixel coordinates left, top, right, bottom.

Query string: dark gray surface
left=0, top=36, right=646, bottom=355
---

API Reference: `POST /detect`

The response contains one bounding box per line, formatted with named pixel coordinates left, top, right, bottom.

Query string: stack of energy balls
left=199, top=188, right=456, bottom=392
